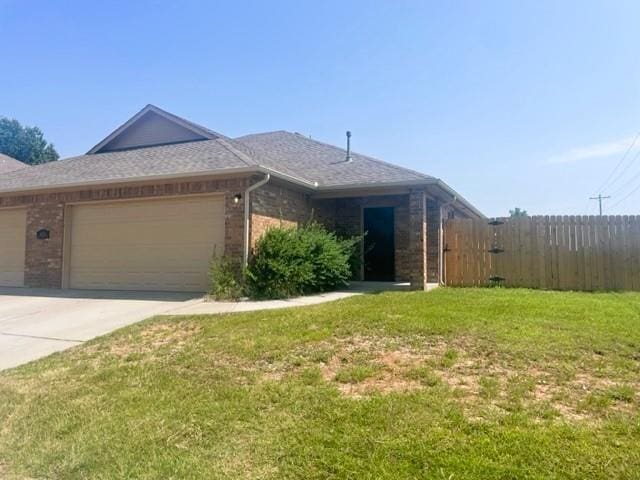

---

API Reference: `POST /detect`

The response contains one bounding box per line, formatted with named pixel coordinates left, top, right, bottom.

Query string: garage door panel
left=72, top=199, right=223, bottom=222
left=69, top=272, right=205, bottom=291
left=68, top=196, right=225, bottom=292
left=0, top=209, right=26, bottom=287
left=71, top=246, right=216, bottom=263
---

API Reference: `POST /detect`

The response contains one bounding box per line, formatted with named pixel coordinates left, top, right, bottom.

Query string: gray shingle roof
left=0, top=99, right=445, bottom=197
left=0, top=131, right=434, bottom=192
left=0, top=140, right=252, bottom=191
left=0, top=153, right=28, bottom=174
left=235, top=131, right=433, bottom=187
left=0, top=116, right=482, bottom=216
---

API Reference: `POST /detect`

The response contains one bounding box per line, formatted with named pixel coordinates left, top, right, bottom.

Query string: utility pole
left=589, top=194, right=611, bottom=216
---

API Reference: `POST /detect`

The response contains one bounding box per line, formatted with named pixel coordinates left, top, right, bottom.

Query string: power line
left=609, top=183, right=640, bottom=209
left=607, top=159, right=640, bottom=199
left=589, top=194, right=611, bottom=216
left=603, top=148, right=640, bottom=194
left=594, top=131, right=640, bottom=195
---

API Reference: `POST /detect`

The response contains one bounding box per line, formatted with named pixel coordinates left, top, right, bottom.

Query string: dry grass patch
left=88, top=320, right=202, bottom=362
left=246, top=333, right=640, bottom=421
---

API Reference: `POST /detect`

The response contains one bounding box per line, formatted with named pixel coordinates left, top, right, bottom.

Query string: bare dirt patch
left=102, top=320, right=202, bottom=360
left=254, top=334, right=640, bottom=422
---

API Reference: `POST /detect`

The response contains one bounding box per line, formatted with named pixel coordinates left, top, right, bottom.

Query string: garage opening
left=65, top=196, right=225, bottom=292
left=363, top=207, right=395, bottom=281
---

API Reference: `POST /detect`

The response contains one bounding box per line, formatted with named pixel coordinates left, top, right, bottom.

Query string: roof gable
left=88, top=104, right=222, bottom=154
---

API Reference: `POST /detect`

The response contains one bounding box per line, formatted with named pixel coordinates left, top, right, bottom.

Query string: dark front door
left=363, top=207, right=395, bottom=281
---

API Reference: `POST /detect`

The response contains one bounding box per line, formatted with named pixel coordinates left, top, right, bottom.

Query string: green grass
left=1, top=288, right=640, bottom=479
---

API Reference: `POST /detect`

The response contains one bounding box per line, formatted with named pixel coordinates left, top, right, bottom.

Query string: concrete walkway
left=167, top=281, right=414, bottom=316
left=168, top=291, right=358, bottom=315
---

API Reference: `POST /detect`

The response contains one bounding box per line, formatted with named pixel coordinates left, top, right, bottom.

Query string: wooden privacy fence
left=444, top=216, right=640, bottom=291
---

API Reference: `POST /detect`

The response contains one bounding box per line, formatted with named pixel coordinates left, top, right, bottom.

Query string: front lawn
left=1, top=288, right=640, bottom=479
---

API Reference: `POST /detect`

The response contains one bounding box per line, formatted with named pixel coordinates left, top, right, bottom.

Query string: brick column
left=426, top=198, right=442, bottom=283
left=25, top=202, right=65, bottom=288
left=224, top=189, right=246, bottom=259
left=408, top=189, right=427, bottom=290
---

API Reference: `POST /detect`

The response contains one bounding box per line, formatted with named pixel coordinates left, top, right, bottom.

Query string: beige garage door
left=67, top=196, right=225, bottom=292
left=0, top=208, right=26, bottom=287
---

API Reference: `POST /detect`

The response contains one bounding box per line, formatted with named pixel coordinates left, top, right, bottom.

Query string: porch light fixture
left=233, top=193, right=242, bottom=204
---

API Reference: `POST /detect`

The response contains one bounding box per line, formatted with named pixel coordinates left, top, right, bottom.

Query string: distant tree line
left=0, top=116, right=59, bottom=165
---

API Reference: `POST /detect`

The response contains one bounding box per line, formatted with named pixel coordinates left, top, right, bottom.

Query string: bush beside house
left=209, top=255, right=245, bottom=301
left=210, top=223, right=358, bottom=300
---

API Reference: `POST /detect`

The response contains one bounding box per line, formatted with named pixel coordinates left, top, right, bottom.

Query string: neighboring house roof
left=0, top=153, right=29, bottom=174
left=0, top=105, right=483, bottom=217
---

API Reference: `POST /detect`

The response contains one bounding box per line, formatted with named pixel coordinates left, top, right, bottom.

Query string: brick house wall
left=0, top=177, right=249, bottom=288
left=0, top=174, right=441, bottom=291
left=249, top=181, right=314, bottom=248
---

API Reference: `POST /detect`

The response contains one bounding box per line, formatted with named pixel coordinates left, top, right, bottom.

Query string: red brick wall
left=310, top=199, right=337, bottom=231
left=25, top=202, right=65, bottom=288
left=0, top=177, right=248, bottom=288
left=249, top=181, right=313, bottom=248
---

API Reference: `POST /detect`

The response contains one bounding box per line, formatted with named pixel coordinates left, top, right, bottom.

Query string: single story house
left=0, top=105, right=482, bottom=292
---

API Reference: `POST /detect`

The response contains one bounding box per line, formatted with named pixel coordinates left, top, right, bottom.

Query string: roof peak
left=87, top=104, right=225, bottom=155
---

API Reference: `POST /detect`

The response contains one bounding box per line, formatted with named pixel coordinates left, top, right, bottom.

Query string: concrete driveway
left=0, top=288, right=202, bottom=371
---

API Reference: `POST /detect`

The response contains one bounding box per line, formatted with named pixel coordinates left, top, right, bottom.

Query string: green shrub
left=209, top=255, right=245, bottom=301
left=246, top=223, right=359, bottom=299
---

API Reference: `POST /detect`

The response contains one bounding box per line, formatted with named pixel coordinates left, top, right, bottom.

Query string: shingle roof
left=0, top=153, right=28, bottom=174
left=0, top=105, right=456, bottom=200
left=0, top=140, right=253, bottom=191
left=0, top=116, right=482, bottom=216
left=235, top=131, right=433, bottom=187
left=0, top=131, right=434, bottom=192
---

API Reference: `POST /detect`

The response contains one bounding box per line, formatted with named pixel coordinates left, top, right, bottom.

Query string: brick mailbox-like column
left=25, top=202, right=65, bottom=288
left=408, top=189, right=427, bottom=290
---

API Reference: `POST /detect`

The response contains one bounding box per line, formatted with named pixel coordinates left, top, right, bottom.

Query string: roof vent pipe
left=345, top=131, right=353, bottom=162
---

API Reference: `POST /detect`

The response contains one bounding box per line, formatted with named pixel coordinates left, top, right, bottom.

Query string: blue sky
left=2, top=1, right=639, bottom=216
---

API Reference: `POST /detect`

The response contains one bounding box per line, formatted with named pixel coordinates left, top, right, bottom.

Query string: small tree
left=0, top=117, right=59, bottom=165
left=509, top=207, right=528, bottom=218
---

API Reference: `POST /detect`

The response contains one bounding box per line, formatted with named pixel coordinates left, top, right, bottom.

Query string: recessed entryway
left=363, top=207, right=395, bottom=281
left=64, top=196, right=225, bottom=292
left=0, top=208, right=26, bottom=287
